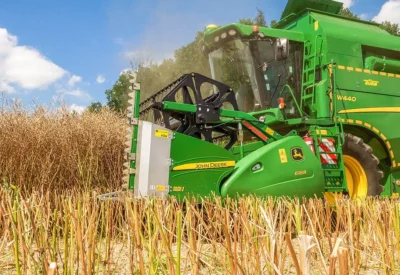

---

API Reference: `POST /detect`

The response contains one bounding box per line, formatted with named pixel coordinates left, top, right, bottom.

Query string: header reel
left=139, top=73, right=240, bottom=149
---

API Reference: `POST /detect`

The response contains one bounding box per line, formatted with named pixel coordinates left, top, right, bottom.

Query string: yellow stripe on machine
left=338, top=107, right=400, bottom=114
left=173, top=161, right=235, bottom=171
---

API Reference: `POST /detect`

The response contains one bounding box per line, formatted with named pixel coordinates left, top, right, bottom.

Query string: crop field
left=1, top=105, right=400, bottom=274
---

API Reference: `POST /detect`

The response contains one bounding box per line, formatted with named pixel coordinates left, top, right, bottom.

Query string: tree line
left=88, top=7, right=399, bottom=113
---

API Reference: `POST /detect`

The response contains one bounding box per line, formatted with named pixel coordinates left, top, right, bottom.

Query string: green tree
left=339, top=7, right=399, bottom=36
left=378, top=21, right=399, bottom=36
left=239, top=8, right=268, bottom=27
left=102, top=7, right=270, bottom=113
left=339, top=8, right=360, bottom=19
left=174, top=32, right=211, bottom=76
left=239, top=18, right=255, bottom=25
left=87, top=101, right=103, bottom=112
left=105, top=73, right=130, bottom=112
left=101, top=31, right=211, bottom=112
left=254, top=8, right=267, bottom=27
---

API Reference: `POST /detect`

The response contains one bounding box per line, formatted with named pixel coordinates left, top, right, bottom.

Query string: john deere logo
left=291, top=147, right=304, bottom=161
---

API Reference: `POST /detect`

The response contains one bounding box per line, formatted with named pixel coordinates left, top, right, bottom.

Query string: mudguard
left=220, top=136, right=325, bottom=199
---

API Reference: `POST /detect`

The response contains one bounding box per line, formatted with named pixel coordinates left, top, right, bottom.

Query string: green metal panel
left=311, top=13, right=400, bottom=53
left=168, top=132, right=236, bottom=201
left=332, top=66, right=400, bottom=171
left=221, top=136, right=325, bottom=198
left=280, top=0, right=342, bottom=20
left=202, top=23, right=305, bottom=50
left=230, top=141, right=265, bottom=161
left=162, top=101, right=259, bottom=122
left=333, top=68, right=400, bottom=98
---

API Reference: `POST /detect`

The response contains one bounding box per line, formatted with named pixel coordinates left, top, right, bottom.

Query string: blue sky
left=0, top=0, right=397, bottom=112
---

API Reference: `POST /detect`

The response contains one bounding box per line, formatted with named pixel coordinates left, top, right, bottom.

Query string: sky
left=0, top=0, right=398, bottom=113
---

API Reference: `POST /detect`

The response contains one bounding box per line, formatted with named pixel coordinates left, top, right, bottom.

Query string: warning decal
left=154, top=129, right=169, bottom=138
left=279, top=149, right=288, bottom=163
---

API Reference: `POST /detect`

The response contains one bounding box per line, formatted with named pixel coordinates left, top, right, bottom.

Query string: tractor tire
left=342, top=133, right=384, bottom=197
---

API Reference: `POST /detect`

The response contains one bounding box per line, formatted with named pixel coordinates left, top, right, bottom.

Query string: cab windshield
left=209, top=38, right=302, bottom=114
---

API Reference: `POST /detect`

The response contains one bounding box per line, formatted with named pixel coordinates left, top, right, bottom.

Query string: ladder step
left=302, top=81, right=315, bottom=86
left=323, top=169, right=343, bottom=172
left=304, top=54, right=316, bottom=59
left=304, top=68, right=315, bottom=73
left=302, top=94, right=313, bottom=100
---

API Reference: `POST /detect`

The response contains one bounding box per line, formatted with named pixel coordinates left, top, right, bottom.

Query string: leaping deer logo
left=291, top=147, right=304, bottom=161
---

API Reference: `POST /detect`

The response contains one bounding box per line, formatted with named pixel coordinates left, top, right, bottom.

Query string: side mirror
left=275, top=38, right=289, bottom=61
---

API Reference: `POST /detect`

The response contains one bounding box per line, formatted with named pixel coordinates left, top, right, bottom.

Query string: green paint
left=132, top=0, right=400, bottom=201
left=199, top=0, right=400, bottom=198
left=163, top=101, right=259, bottom=121
left=168, top=132, right=236, bottom=200
left=221, top=136, right=325, bottom=199
left=129, top=85, right=141, bottom=190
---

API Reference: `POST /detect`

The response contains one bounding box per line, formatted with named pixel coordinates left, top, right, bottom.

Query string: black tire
left=342, top=133, right=384, bottom=196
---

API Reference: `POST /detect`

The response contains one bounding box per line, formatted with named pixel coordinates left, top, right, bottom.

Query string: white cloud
left=0, top=28, right=66, bottom=93
left=68, top=104, right=86, bottom=114
left=0, top=79, right=15, bottom=93
left=96, top=75, right=105, bottom=84
left=336, top=0, right=355, bottom=8
left=120, top=68, right=132, bottom=75
left=359, top=13, right=369, bottom=20
left=372, top=0, right=400, bottom=25
left=56, top=87, right=92, bottom=101
left=68, top=75, right=81, bottom=86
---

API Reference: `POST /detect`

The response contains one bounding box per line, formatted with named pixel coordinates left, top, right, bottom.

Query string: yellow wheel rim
left=324, top=155, right=368, bottom=204
left=344, top=155, right=368, bottom=199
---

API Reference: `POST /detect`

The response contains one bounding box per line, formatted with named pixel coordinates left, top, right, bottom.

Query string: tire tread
left=343, top=133, right=383, bottom=196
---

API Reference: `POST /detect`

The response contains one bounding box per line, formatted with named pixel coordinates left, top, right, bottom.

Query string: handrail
left=279, top=84, right=303, bottom=117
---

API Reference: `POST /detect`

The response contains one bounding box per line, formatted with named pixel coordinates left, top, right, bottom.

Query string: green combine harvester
left=122, top=0, right=400, bottom=203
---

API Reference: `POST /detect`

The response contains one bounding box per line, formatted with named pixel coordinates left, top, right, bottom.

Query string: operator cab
left=204, top=24, right=303, bottom=119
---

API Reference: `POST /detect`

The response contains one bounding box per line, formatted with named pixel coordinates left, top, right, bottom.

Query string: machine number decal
left=173, top=161, right=235, bottom=171
left=363, top=79, right=379, bottom=87
left=154, top=129, right=169, bottom=138
left=156, top=185, right=166, bottom=191
left=291, top=147, right=304, bottom=162
left=295, top=170, right=307, bottom=176
left=150, top=185, right=167, bottom=191
left=172, top=186, right=185, bottom=192
left=336, top=95, right=356, bottom=102
left=279, top=149, right=288, bottom=163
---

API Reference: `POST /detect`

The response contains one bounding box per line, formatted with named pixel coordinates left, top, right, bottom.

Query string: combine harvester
left=122, top=0, right=400, bottom=203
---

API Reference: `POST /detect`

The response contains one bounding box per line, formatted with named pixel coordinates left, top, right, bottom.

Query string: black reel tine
left=138, top=73, right=239, bottom=149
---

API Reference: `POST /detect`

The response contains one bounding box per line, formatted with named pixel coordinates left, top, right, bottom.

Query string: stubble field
left=0, top=104, right=399, bottom=274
